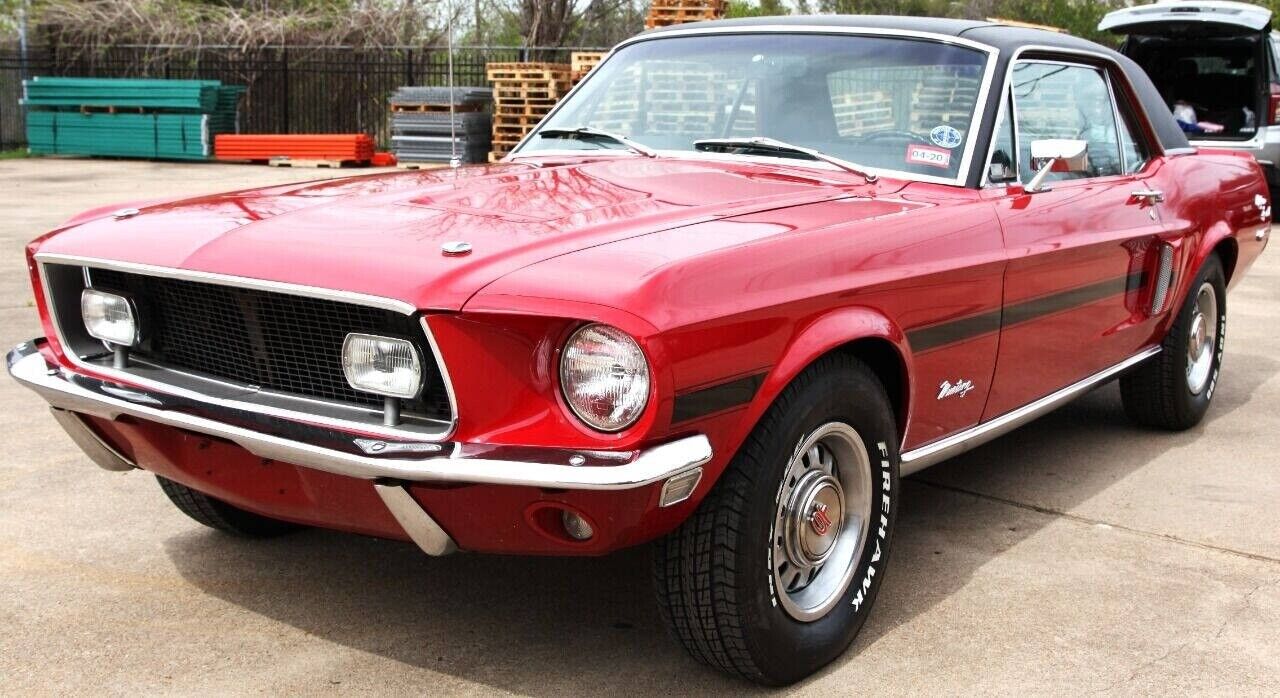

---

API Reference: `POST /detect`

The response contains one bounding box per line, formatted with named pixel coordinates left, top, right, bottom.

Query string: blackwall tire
left=1120, top=254, right=1227, bottom=430
left=157, top=476, right=301, bottom=537
left=652, top=354, right=899, bottom=685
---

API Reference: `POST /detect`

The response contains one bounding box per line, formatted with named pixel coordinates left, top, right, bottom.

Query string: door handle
left=1130, top=189, right=1164, bottom=203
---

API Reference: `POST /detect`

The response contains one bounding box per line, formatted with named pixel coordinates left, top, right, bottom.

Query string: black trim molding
left=672, top=372, right=766, bottom=424
left=907, top=271, right=1146, bottom=353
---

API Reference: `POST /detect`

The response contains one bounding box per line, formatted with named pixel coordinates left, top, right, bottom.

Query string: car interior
left=1124, top=33, right=1269, bottom=140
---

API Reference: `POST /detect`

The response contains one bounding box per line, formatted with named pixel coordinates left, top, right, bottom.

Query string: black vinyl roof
left=646, top=15, right=1191, bottom=178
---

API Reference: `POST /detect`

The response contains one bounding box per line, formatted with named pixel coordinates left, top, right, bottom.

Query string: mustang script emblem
left=937, top=379, right=975, bottom=400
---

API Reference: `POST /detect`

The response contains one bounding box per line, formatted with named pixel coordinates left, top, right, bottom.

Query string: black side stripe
left=672, top=372, right=766, bottom=424
left=907, top=310, right=1002, bottom=353
left=907, top=271, right=1147, bottom=352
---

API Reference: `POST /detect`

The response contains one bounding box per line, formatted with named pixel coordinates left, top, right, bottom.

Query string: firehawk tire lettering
left=854, top=441, right=891, bottom=612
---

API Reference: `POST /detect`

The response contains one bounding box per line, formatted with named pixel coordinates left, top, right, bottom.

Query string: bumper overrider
left=7, top=340, right=713, bottom=555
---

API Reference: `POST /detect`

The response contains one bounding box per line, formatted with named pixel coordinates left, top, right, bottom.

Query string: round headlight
left=560, top=323, right=651, bottom=432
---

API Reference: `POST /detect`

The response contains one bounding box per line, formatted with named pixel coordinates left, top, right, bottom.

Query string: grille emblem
left=112, top=208, right=140, bottom=220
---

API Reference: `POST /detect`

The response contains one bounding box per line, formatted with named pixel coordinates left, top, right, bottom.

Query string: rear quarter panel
left=1158, top=149, right=1269, bottom=299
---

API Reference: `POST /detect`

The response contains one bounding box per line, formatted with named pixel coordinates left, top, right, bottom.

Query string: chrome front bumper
left=7, top=340, right=712, bottom=492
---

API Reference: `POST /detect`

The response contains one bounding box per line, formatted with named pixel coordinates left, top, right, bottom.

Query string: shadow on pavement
left=164, top=354, right=1277, bottom=693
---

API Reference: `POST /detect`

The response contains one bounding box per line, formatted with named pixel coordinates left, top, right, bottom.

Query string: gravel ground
left=1, top=158, right=1277, bottom=695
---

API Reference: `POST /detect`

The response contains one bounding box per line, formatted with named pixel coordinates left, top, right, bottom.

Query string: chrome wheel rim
left=772, top=422, right=872, bottom=622
left=1186, top=282, right=1218, bottom=395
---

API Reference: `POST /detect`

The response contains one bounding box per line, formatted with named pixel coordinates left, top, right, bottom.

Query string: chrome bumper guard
left=9, top=340, right=713, bottom=555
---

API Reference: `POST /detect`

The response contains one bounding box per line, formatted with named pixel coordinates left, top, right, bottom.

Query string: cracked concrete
left=1, top=159, right=1277, bottom=694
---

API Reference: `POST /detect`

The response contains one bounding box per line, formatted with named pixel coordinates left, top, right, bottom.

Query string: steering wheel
left=856, top=129, right=930, bottom=145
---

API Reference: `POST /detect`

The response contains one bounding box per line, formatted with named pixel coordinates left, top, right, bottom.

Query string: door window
left=1011, top=61, right=1124, bottom=184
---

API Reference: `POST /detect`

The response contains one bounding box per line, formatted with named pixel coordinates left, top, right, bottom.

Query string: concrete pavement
left=0, top=158, right=1276, bottom=695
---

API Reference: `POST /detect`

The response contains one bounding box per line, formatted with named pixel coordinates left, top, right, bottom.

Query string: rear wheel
left=653, top=354, right=899, bottom=685
left=1120, top=254, right=1227, bottom=430
left=157, top=476, right=300, bottom=537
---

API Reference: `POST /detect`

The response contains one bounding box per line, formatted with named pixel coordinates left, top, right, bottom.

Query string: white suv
left=1102, top=1, right=1280, bottom=191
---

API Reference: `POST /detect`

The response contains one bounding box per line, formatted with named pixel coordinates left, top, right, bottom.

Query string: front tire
left=653, top=354, right=899, bottom=685
left=1120, top=254, right=1227, bottom=430
left=157, top=476, right=300, bottom=537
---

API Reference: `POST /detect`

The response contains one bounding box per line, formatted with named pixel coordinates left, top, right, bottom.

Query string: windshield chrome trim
left=510, top=26, right=1001, bottom=188
left=34, top=254, right=459, bottom=442
left=616, top=24, right=1000, bottom=53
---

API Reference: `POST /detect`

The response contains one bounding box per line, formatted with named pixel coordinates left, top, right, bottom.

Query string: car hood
left=36, top=157, right=886, bottom=310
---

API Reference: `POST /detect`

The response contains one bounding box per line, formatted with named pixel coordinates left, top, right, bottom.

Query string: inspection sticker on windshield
left=929, top=125, right=963, bottom=149
left=906, top=144, right=951, bottom=169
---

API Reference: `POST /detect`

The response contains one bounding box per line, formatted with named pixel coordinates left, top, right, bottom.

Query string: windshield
left=519, top=33, right=992, bottom=182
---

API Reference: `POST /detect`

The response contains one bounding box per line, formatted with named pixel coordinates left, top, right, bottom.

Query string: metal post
left=280, top=48, right=290, bottom=134
left=446, top=4, right=459, bottom=169
left=17, top=0, right=30, bottom=81
left=383, top=396, right=401, bottom=427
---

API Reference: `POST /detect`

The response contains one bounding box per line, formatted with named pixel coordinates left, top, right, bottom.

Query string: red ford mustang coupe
left=8, top=16, right=1271, bottom=685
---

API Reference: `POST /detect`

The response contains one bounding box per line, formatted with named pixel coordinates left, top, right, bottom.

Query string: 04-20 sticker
left=906, top=144, right=951, bottom=169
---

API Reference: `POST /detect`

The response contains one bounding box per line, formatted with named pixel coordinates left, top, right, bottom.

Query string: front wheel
left=157, top=476, right=301, bottom=537
left=653, top=354, right=899, bottom=685
left=1120, top=254, right=1227, bottom=430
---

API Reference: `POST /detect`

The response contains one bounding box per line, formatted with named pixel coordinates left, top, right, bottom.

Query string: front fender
left=724, top=306, right=913, bottom=461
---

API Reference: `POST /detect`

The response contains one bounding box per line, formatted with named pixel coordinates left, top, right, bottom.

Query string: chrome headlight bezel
left=341, top=332, right=424, bottom=400
left=559, top=323, right=652, bottom=433
left=80, top=288, right=140, bottom=347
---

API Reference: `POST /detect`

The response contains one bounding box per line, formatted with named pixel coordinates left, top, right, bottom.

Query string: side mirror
left=1025, top=139, right=1089, bottom=193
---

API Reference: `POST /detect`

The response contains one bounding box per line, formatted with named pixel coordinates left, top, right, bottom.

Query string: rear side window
left=1010, top=61, right=1124, bottom=183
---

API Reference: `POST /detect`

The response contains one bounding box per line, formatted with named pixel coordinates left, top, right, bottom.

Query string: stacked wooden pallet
left=213, top=134, right=375, bottom=167
left=909, top=69, right=981, bottom=133
left=389, top=86, right=492, bottom=165
left=645, top=0, right=725, bottom=29
left=571, top=52, right=606, bottom=85
left=485, top=62, right=572, bottom=161
left=831, top=90, right=895, bottom=137
left=22, top=77, right=244, bottom=160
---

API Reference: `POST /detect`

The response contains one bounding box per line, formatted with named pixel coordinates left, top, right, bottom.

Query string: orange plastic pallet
left=214, top=134, right=375, bottom=162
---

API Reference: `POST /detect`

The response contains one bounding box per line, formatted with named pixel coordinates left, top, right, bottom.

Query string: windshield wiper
left=536, top=126, right=658, bottom=158
left=694, top=137, right=877, bottom=182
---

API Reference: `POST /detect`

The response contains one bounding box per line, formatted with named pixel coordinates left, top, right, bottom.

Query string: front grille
left=85, top=267, right=451, bottom=421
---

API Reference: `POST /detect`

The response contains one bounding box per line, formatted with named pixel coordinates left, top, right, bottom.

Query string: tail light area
left=1268, top=83, right=1280, bottom=126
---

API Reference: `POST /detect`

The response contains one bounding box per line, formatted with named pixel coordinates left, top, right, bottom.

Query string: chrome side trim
left=900, top=346, right=1161, bottom=475
left=8, top=343, right=714, bottom=489
left=36, top=253, right=417, bottom=314
left=512, top=25, right=1000, bottom=188
left=374, top=483, right=458, bottom=556
left=48, top=407, right=137, bottom=472
left=35, top=256, right=458, bottom=441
